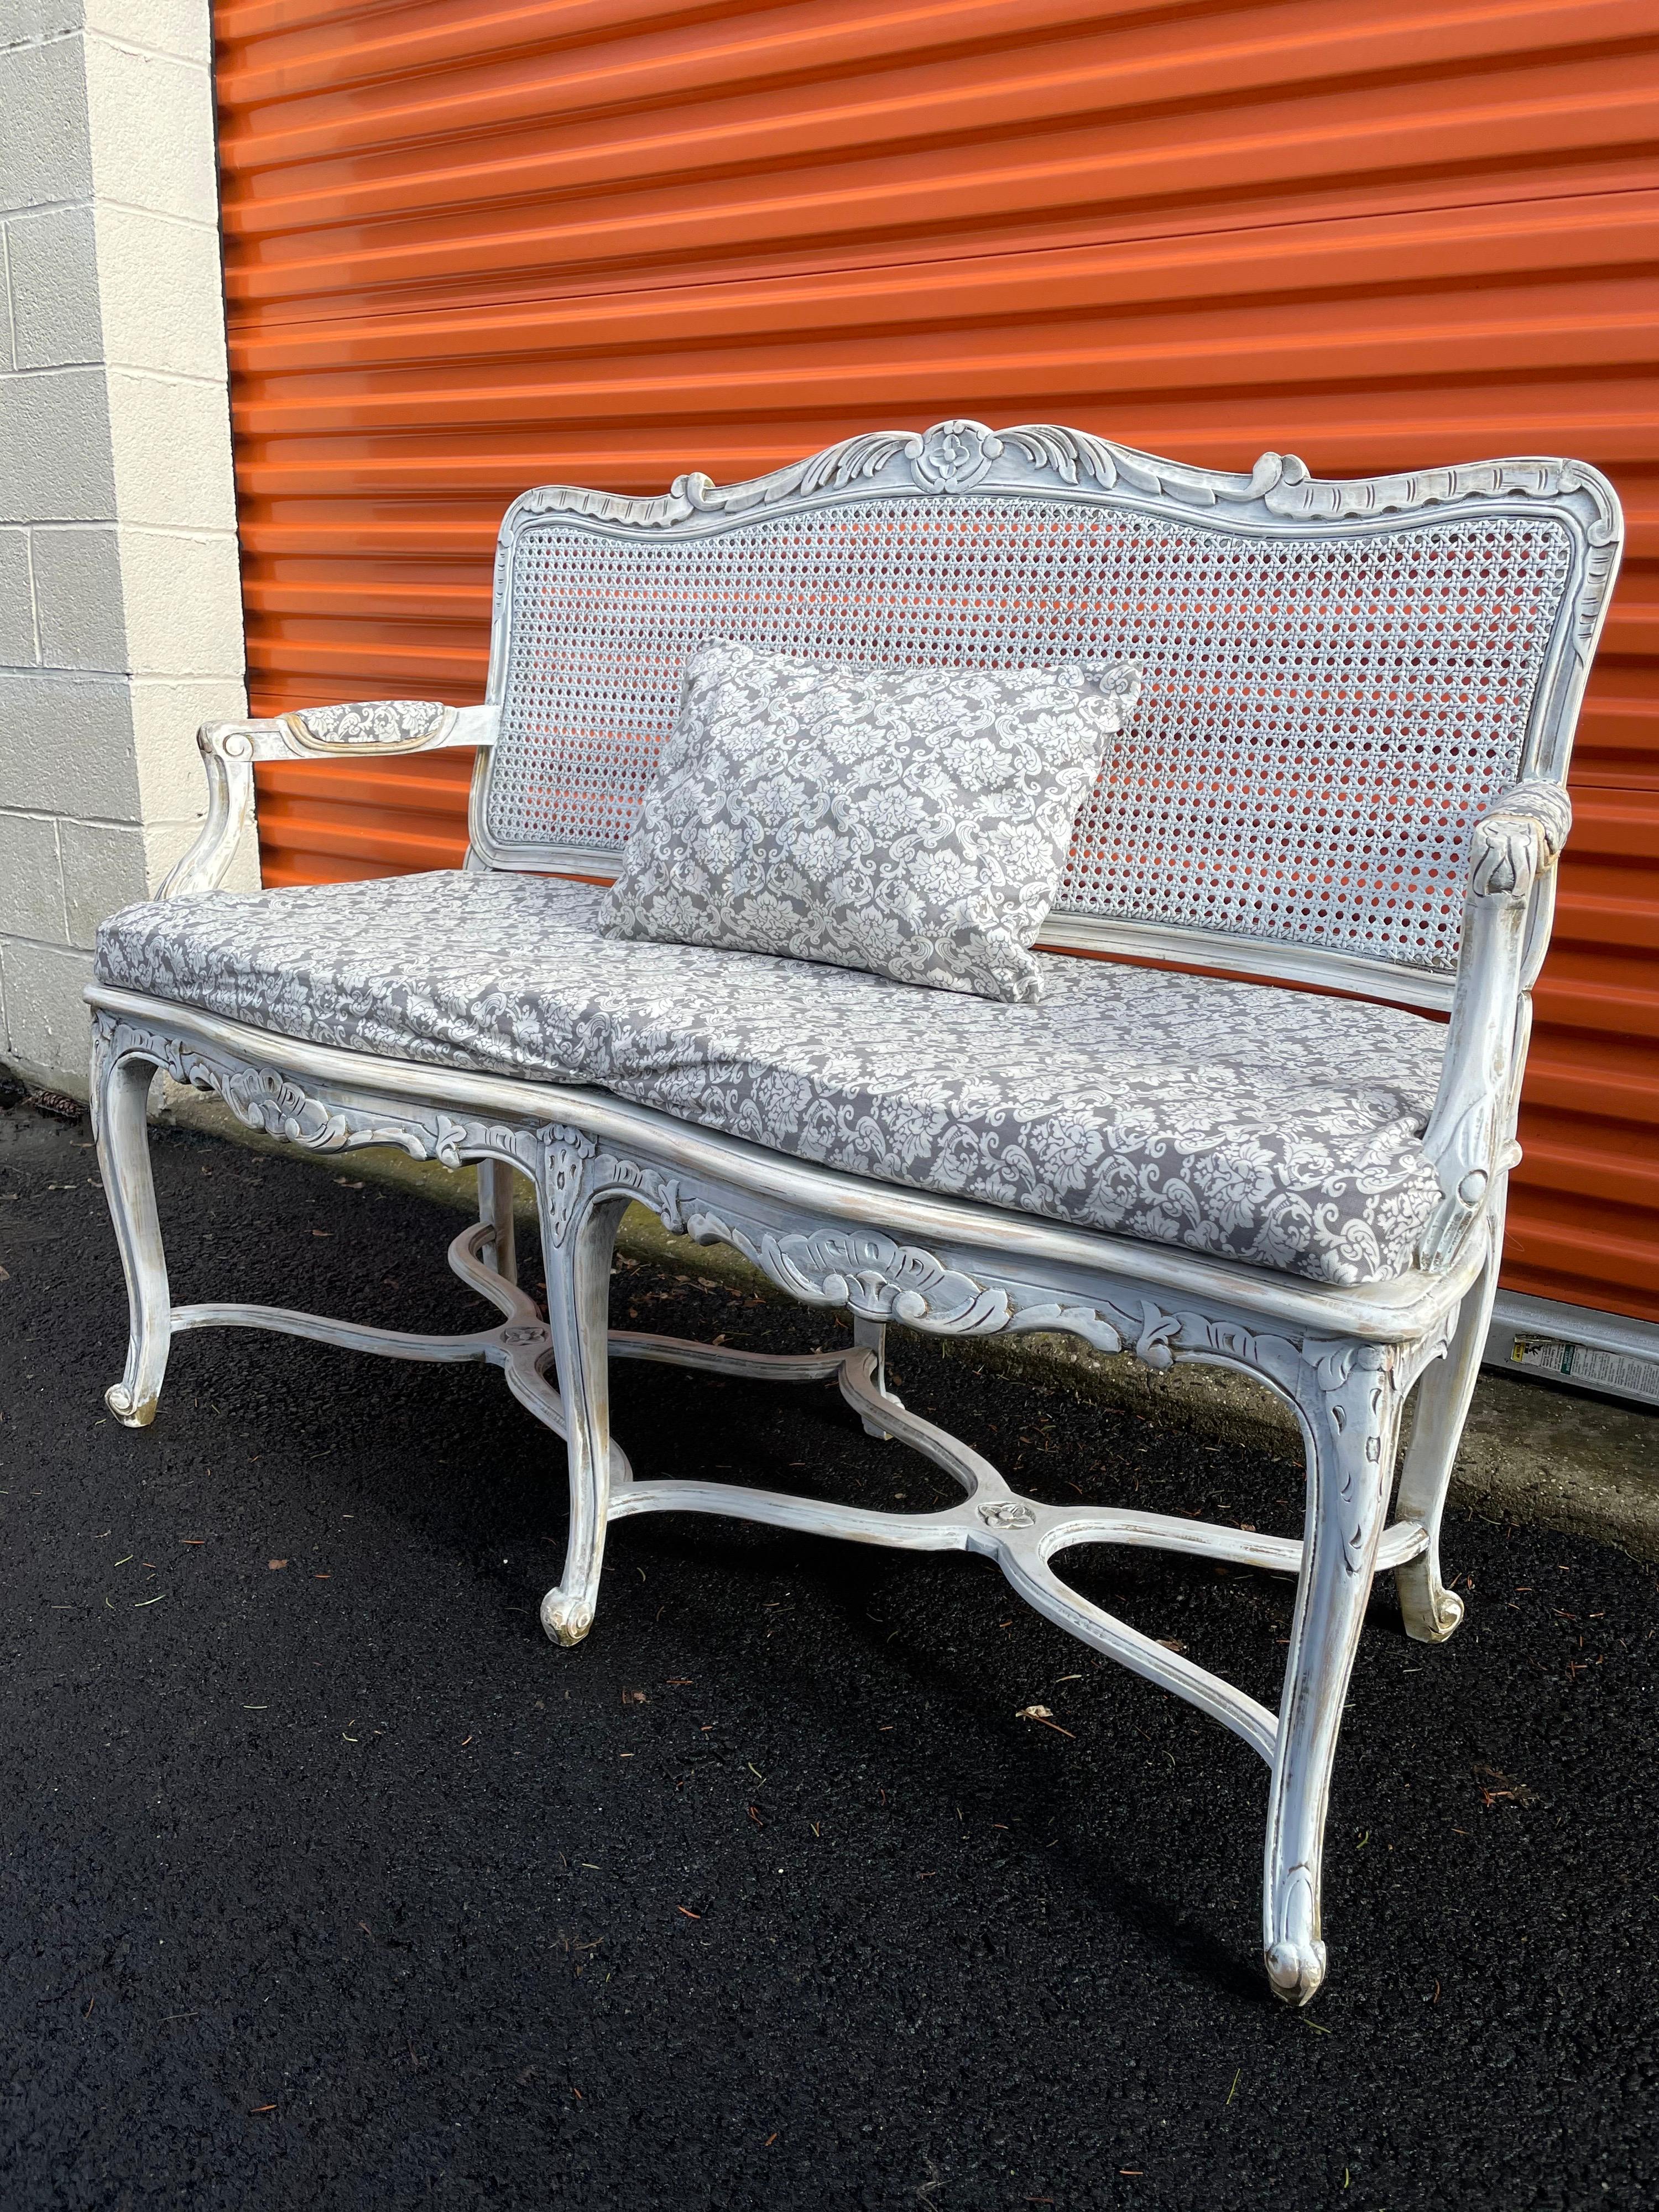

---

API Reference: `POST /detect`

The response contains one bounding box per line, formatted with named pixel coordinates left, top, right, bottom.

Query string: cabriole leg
left=478, top=1155, right=518, bottom=1285
left=538, top=1191, right=629, bottom=1647
left=1394, top=1232, right=1501, bottom=1644
left=93, top=1044, right=171, bottom=1428
left=1263, top=1345, right=1401, bottom=2006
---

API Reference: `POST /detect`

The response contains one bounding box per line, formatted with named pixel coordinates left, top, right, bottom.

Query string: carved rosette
left=978, top=1500, right=1036, bottom=1530
left=910, top=420, right=1000, bottom=491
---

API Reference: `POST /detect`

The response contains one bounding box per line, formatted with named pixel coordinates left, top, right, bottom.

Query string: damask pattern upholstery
left=96, top=872, right=1449, bottom=1286
left=601, top=641, right=1141, bottom=1002
left=280, top=700, right=451, bottom=751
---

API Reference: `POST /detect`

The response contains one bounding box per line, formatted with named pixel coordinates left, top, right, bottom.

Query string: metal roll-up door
left=211, top=0, right=1659, bottom=1328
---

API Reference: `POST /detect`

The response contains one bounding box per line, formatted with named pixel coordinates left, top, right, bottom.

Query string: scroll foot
left=1401, top=1581, right=1465, bottom=1645
left=541, top=1590, right=594, bottom=1647
left=1265, top=1937, right=1328, bottom=2008
left=104, top=1382, right=156, bottom=1429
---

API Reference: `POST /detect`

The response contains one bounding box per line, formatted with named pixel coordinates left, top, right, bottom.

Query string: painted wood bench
left=86, top=420, right=1620, bottom=2003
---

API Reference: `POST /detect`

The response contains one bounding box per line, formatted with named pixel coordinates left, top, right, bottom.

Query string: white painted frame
left=87, top=422, right=1622, bottom=2006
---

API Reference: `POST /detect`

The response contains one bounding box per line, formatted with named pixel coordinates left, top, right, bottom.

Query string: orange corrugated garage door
left=211, top=0, right=1658, bottom=1325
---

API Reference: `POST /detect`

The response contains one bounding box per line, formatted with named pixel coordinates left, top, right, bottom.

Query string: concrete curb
left=144, top=1083, right=1659, bottom=1563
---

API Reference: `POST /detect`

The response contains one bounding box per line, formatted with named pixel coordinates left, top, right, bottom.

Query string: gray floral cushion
left=600, top=641, right=1142, bottom=1003
left=281, top=699, right=450, bottom=751
left=97, top=873, right=1449, bottom=1286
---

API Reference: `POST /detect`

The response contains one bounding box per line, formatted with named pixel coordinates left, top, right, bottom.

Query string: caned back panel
left=487, top=492, right=1576, bottom=975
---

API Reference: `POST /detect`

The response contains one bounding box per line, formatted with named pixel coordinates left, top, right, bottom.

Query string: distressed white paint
left=87, top=421, right=1620, bottom=2006
left=0, top=0, right=247, bottom=1092
left=89, top=990, right=1474, bottom=2002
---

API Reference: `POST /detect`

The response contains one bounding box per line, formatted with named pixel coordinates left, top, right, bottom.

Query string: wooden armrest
left=1465, top=779, right=1573, bottom=900
left=156, top=703, right=497, bottom=900
left=1414, top=779, right=1573, bottom=1271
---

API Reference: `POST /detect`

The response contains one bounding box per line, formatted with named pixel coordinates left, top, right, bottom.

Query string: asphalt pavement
left=2, top=1091, right=1656, bottom=2211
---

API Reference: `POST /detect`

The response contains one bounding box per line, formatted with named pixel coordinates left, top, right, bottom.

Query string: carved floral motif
left=90, top=1010, right=539, bottom=1177
left=505, top=418, right=1621, bottom=548
left=1467, top=781, right=1573, bottom=898
left=539, top=1124, right=685, bottom=1249
left=978, top=1500, right=1036, bottom=1530
left=90, top=1005, right=1442, bottom=1441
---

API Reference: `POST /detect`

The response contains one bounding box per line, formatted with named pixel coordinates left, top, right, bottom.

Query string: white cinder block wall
left=0, top=0, right=249, bottom=1093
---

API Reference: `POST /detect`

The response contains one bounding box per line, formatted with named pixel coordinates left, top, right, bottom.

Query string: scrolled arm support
left=154, top=700, right=498, bottom=902
left=1415, top=781, right=1573, bottom=1272
left=1464, top=778, right=1572, bottom=899
left=155, top=722, right=272, bottom=901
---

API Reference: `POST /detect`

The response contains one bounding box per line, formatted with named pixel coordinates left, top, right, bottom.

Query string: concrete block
left=0, top=366, right=117, bottom=524
left=138, top=811, right=194, bottom=888
left=106, top=368, right=234, bottom=530
left=58, top=813, right=147, bottom=945
left=140, top=806, right=258, bottom=894
left=228, top=820, right=260, bottom=892
left=0, top=528, right=39, bottom=664
left=31, top=523, right=127, bottom=669
left=0, top=669, right=139, bottom=815
left=86, top=0, right=212, bottom=66
left=119, top=524, right=240, bottom=676
left=0, top=35, right=93, bottom=212
left=94, top=202, right=226, bottom=378
left=0, top=228, right=14, bottom=373
left=0, top=937, right=95, bottom=1092
left=2, top=4, right=91, bottom=46
left=129, top=674, right=246, bottom=819
left=0, top=810, right=67, bottom=940
left=0, top=9, right=212, bottom=99
left=0, top=0, right=238, bottom=1094
left=6, top=205, right=103, bottom=369
left=84, top=35, right=217, bottom=225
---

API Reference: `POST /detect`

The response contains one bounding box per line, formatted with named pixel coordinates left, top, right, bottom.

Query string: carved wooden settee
left=86, top=421, right=1620, bottom=2004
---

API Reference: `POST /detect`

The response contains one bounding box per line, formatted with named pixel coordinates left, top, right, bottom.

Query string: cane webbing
left=491, top=495, right=1573, bottom=973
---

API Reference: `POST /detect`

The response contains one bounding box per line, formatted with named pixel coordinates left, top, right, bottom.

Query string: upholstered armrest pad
left=192, top=700, right=494, bottom=767
left=1467, top=779, right=1572, bottom=897
left=279, top=699, right=455, bottom=753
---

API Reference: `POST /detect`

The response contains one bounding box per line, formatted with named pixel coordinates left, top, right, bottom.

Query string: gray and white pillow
left=599, top=640, right=1141, bottom=1003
